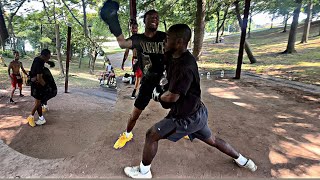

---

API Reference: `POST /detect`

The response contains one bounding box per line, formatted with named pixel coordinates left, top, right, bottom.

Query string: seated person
left=100, top=61, right=115, bottom=85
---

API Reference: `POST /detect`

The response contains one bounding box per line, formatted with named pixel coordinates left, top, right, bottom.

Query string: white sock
left=235, top=154, right=248, bottom=166
left=39, top=116, right=44, bottom=120
left=125, top=131, right=131, bottom=138
left=139, top=161, right=151, bottom=174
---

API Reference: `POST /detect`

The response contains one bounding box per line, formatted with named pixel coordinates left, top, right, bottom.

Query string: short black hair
left=41, top=49, right=51, bottom=56
left=167, top=24, right=192, bottom=45
left=13, top=50, right=19, bottom=55
left=143, top=10, right=158, bottom=23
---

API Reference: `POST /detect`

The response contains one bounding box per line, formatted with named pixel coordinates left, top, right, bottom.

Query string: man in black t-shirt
left=26, top=49, right=52, bottom=127
left=100, top=3, right=166, bottom=149
left=123, top=24, right=257, bottom=179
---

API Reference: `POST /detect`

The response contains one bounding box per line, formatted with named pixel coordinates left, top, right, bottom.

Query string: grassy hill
left=199, top=21, right=320, bottom=85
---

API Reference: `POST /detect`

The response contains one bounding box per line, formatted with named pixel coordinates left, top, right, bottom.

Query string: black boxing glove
left=160, top=100, right=173, bottom=109
left=152, top=86, right=164, bottom=102
left=46, top=61, right=55, bottom=68
left=152, top=86, right=173, bottom=109
left=100, top=0, right=122, bottom=37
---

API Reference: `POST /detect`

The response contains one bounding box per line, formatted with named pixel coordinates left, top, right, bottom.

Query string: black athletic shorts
left=154, top=103, right=212, bottom=142
left=134, top=77, right=160, bottom=110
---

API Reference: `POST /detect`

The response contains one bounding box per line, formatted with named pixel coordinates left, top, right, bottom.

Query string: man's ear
left=176, top=38, right=184, bottom=46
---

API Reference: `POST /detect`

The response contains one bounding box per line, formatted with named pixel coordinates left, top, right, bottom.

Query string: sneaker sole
left=36, top=121, right=46, bottom=125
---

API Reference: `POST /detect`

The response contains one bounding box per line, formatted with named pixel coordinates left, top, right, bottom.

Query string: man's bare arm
left=20, top=62, right=28, bottom=76
left=123, top=48, right=130, bottom=61
left=36, top=74, right=46, bottom=86
left=160, top=91, right=180, bottom=103
left=116, top=34, right=132, bottom=49
left=121, top=48, right=130, bottom=70
left=8, top=62, right=12, bottom=76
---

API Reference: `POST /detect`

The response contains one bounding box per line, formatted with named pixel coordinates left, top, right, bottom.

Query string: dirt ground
left=0, top=71, right=319, bottom=178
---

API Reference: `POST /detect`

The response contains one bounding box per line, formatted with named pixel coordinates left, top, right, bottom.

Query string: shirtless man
left=8, top=51, right=28, bottom=103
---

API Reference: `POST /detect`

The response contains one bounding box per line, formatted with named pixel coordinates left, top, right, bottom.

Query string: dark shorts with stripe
left=134, top=76, right=160, bottom=110
left=154, top=103, right=212, bottom=142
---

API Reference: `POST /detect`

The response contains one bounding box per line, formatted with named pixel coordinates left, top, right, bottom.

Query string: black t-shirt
left=167, top=51, right=201, bottom=118
left=129, top=31, right=166, bottom=76
left=30, top=57, right=45, bottom=78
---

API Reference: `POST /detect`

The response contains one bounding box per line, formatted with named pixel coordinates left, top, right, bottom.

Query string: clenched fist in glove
left=100, top=0, right=122, bottom=37
left=46, top=61, right=55, bottom=68
left=152, top=86, right=173, bottom=109
left=152, top=86, right=164, bottom=102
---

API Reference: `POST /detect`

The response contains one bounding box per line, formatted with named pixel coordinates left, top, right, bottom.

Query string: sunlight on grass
left=201, top=22, right=320, bottom=85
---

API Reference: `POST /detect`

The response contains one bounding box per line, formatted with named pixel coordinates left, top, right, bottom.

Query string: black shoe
left=131, top=89, right=136, bottom=99
left=9, top=98, right=15, bottom=103
left=19, top=94, right=24, bottom=97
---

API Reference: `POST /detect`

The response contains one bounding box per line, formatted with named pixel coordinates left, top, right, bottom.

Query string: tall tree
left=193, top=0, right=206, bottom=61
left=213, top=1, right=230, bottom=43
left=2, top=0, right=27, bottom=49
left=283, top=0, right=303, bottom=54
left=53, top=0, right=65, bottom=76
left=234, top=0, right=257, bottom=64
left=301, top=1, right=313, bottom=43
left=0, top=1, right=9, bottom=51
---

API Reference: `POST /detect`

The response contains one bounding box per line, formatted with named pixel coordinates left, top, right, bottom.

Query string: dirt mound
left=0, top=87, right=117, bottom=159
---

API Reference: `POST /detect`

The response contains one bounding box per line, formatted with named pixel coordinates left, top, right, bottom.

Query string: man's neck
left=144, top=29, right=157, bottom=38
left=39, top=55, right=45, bottom=61
left=172, top=48, right=187, bottom=59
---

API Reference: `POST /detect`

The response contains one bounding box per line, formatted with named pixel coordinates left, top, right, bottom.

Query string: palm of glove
left=100, top=0, right=119, bottom=20
left=100, top=0, right=122, bottom=37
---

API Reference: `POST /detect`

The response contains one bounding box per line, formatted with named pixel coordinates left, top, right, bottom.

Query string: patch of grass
left=200, top=22, right=320, bottom=85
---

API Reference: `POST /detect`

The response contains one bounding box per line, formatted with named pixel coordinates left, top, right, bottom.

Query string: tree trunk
left=270, top=13, right=275, bottom=29
left=7, top=17, right=16, bottom=49
left=282, top=13, right=289, bottom=33
left=216, top=4, right=229, bottom=43
left=215, top=11, right=220, bottom=43
left=283, top=0, right=302, bottom=54
left=4, top=0, right=27, bottom=50
left=234, top=0, right=257, bottom=63
left=1, top=40, right=5, bottom=51
left=0, top=2, right=9, bottom=45
left=163, top=19, right=167, bottom=32
left=301, top=2, right=313, bottom=43
left=89, top=47, right=98, bottom=74
left=193, top=0, right=206, bottom=61
left=55, top=24, right=65, bottom=76
left=235, top=0, right=251, bottom=79
left=78, top=48, right=84, bottom=68
left=82, top=0, right=89, bottom=38
left=248, top=8, right=252, bottom=38
left=220, top=24, right=225, bottom=36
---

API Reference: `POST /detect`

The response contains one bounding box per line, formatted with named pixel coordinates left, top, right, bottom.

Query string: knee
left=145, top=127, right=159, bottom=142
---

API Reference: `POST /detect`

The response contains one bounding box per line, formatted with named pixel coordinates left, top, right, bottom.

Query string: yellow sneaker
left=42, top=105, right=48, bottom=112
left=113, top=132, right=133, bottom=149
left=27, top=116, right=35, bottom=127
left=183, top=135, right=190, bottom=140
